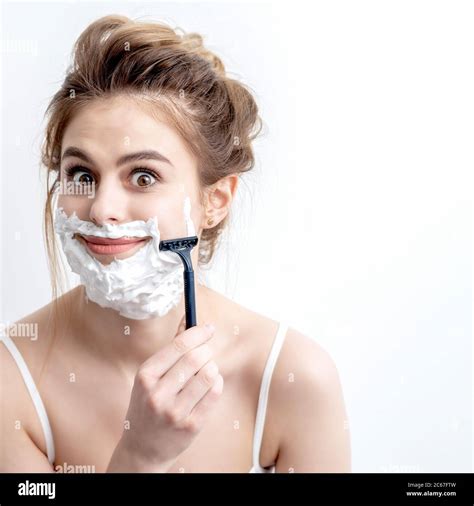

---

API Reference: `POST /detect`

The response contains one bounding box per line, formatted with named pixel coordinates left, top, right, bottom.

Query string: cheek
left=56, top=195, right=90, bottom=219
left=140, top=196, right=197, bottom=239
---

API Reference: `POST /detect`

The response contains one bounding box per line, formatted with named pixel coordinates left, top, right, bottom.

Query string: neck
left=73, top=281, right=213, bottom=378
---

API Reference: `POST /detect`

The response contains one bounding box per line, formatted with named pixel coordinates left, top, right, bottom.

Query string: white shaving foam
left=53, top=197, right=196, bottom=320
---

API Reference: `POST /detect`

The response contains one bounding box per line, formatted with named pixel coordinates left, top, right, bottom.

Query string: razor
left=159, top=236, right=199, bottom=329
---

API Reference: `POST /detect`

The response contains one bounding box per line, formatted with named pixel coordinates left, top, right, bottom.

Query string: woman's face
left=57, top=95, right=205, bottom=264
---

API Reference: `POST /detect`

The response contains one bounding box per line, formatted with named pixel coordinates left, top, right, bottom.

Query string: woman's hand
left=107, top=320, right=224, bottom=472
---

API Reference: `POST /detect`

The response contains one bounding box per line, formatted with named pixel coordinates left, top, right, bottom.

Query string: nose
left=88, top=176, right=128, bottom=226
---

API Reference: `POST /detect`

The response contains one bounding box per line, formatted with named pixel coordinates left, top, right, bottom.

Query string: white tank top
left=1, top=321, right=289, bottom=473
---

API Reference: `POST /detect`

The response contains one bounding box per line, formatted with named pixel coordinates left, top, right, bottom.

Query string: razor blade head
left=159, top=236, right=199, bottom=251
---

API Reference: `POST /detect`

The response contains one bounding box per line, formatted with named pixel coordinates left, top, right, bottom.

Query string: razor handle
left=184, top=269, right=197, bottom=329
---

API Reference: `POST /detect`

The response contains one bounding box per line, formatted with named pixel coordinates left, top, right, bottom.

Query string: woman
left=0, top=14, right=351, bottom=473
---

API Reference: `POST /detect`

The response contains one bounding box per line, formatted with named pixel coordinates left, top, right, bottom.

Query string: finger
left=156, top=343, right=214, bottom=397
left=187, top=374, right=224, bottom=426
left=139, top=323, right=215, bottom=379
left=173, top=360, right=220, bottom=417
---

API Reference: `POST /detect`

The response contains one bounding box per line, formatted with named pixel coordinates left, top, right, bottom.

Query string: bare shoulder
left=0, top=288, right=79, bottom=470
left=0, top=285, right=82, bottom=403
left=204, top=285, right=341, bottom=384
left=0, top=337, right=54, bottom=472
left=202, top=286, right=351, bottom=471
left=0, top=309, right=57, bottom=472
left=269, top=327, right=352, bottom=472
left=1, top=304, right=53, bottom=371
left=273, top=327, right=345, bottom=401
left=0, top=296, right=58, bottom=429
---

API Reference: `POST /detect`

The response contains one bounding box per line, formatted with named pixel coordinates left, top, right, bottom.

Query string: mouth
left=75, top=234, right=150, bottom=256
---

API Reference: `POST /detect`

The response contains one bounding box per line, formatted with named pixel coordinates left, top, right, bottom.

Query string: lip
left=77, top=234, right=149, bottom=255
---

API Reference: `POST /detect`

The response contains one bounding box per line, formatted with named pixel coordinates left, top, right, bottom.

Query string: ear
left=203, top=174, right=239, bottom=229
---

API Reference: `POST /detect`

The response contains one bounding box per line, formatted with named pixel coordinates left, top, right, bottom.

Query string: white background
left=0, top=0, right=472, bottom=472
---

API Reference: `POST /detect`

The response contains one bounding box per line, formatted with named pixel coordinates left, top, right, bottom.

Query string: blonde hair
left=40, top=14, right=263, bottom=347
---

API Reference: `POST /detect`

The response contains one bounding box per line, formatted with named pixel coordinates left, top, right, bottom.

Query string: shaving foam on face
left=53, top=197, right=196, bottom=320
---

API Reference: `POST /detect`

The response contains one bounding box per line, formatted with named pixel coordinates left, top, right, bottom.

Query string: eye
left=130, top=168, right=161, bottom=188
left=62, top=165, right=162, bottom=189
left=63, top=166, right=95, bottom=185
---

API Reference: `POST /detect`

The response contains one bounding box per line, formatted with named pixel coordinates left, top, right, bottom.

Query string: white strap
left=252, top=321, right=288, bottom=470
left=0, top=334, right=56, bottom=465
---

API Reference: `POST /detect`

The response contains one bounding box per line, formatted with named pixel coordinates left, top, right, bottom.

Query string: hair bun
left=181, top=32, right=204, bottom=49
left=181, top=31, right=226, bottom=76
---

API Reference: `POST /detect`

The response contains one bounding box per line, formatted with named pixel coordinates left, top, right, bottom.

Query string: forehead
left=61, top=95, right=196, bottom=171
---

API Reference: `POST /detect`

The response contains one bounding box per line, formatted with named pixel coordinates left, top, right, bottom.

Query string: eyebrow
left=61, top=147, right=174, bottom=167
